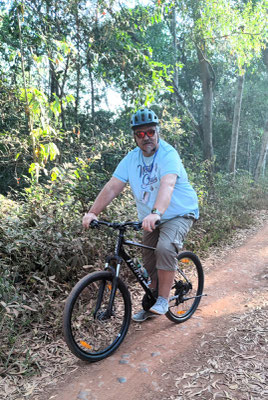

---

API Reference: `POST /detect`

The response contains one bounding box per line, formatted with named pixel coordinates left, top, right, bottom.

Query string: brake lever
left=133, top=222, right=142, bottom=231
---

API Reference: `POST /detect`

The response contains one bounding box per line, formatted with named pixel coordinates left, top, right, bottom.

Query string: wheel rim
left=168, top=255, right=202, bottom=319
left=69, top=277, right=128, bottom=356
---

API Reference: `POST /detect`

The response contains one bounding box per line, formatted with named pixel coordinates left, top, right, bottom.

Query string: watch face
left=152, top=209, right=162, bottom=216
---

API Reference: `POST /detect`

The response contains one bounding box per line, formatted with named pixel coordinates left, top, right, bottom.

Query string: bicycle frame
left=103, top=225, right=157, bottom=315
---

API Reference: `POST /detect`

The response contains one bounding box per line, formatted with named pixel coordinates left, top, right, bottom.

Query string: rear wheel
left=63, top=271, right=131, bottom=362
left=166, top=251, right=204, bottom=323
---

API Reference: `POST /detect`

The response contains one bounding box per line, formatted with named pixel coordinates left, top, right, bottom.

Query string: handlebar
left=90, top=220, right=143, bottom=231
left=90, top=219, right=161, bottom=231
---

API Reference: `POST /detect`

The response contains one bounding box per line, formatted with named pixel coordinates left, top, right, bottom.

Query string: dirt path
left=41, top=222, right=268, bottom=400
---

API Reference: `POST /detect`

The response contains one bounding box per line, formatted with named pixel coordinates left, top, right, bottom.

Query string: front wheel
left=166, top=251, right=204, bottom=323
left=63, top=271, right=131, bottom=362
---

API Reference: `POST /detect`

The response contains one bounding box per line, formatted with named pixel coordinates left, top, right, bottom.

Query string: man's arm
left=82, top=177, right=126, bottom=228
left=142, top=173, right=177, bottom=232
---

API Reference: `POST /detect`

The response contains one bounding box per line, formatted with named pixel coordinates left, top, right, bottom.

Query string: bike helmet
left=131, top=108, right=159, bottom=129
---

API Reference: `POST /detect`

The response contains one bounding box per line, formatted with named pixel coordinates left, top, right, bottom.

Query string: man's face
left=133, top=125, right=159, bottom=156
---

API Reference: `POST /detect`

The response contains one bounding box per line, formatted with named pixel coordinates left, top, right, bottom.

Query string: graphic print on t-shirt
left=137, top=161, right=159, bottom=204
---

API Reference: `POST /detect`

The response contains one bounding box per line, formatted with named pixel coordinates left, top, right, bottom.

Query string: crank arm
left=181, top=294, right=208, bottom=301
left=169, top=293, right=207, bottom=302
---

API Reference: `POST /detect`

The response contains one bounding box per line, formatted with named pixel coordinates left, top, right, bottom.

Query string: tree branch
left=204, top=31, right=266, bottom=41
left=167, top=78, right=202, bottom=137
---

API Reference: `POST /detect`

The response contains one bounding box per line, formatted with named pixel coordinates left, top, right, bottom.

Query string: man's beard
left=143, top=143, right=157, bottom=155
left=134, top=134, right=159, bottom=155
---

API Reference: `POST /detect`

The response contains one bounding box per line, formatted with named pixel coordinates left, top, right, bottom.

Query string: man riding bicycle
left=82, top=108, right=199, bottom=322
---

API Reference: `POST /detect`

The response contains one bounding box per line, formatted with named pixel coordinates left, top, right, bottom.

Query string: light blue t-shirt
left=113, top=139, right=199, bottom=221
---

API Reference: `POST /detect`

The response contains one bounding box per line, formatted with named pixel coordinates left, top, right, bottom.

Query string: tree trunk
left=59, top=54, right=70, bottom=131
left=228, top=74, right=245, bottom=174
left=163, top=8, right=202, bottom=138
left=89, top=69, right=95, bottom=122
left=75, top=0, right=81, bottom=126
left=254, top=119, right=268, bottom=181
left=17, top=5, right=37, bottom=169
left=254, top=48, right=268, bottom=181
left=247, top=129, right=252, bottom=173
left=75, top=58, right=81, bottom=126
left=49, top=60, right=60, bottom=102
left=170, top=83, right=202, bottom=136
left=170, top=7, right=179, bottom=107
left=197, top=46, right=214, bottom=161
left=167, top=9, right=203, bottom=139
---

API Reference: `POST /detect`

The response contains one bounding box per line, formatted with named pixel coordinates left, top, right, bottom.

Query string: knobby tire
left=63, top=271, right=131, bottom=362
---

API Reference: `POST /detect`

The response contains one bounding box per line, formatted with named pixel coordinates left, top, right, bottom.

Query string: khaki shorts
left=142, top=216, right=194, bottom=281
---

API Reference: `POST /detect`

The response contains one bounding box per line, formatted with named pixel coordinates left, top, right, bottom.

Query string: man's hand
left=82, top=212, right=98, bottom=229
left=142, top=213, right=160, bottom=232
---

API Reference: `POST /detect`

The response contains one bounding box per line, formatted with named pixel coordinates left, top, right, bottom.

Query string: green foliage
left=20, top=84, right=75, bottom=180
left=197, top=0, right=268, bottom=70
left=187, top=171, right=268, bottom=251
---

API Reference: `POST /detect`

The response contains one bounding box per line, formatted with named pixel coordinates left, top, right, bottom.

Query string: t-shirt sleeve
left=160, top=149, right=182, bottom=178
left=112, top=155, right=129, bottom=183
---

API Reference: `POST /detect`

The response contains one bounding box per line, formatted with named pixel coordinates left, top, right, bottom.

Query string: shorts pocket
left=172, top=218, right=193, bottom=252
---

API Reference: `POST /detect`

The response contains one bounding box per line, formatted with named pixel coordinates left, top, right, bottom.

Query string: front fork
left=94, top=256, right=122, bottom=320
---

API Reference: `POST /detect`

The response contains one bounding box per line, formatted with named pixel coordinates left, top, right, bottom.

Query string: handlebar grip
left=90, top=219, right=99, bottom=228
left=133, top=220, right=160, bottom=231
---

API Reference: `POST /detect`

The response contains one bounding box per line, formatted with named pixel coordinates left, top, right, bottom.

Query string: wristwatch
left=151, top=208, right=163, bottom=217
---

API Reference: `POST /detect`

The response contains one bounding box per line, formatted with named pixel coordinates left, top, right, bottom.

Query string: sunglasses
left=134, top=128, right=156, bottom=139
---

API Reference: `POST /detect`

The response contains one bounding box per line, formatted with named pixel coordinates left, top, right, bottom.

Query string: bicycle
left=63, top=219, right=205, bottom=362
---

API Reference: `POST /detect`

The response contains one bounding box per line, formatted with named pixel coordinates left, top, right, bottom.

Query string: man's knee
left=155, top=241, right=176, bottom=264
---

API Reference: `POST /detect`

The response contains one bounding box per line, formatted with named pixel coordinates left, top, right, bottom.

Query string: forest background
left=0, top=0, right=268, bottom=392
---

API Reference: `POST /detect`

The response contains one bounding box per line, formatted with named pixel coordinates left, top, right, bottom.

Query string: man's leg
left=142, top=228, right=159, bottom=287
left=131, top=229, right=159, bottom=322
left=133, top=216, right=193, bottom=320
left=150, top=217, right=194, bottom=315
left=157, top=269, right=176, bottom=299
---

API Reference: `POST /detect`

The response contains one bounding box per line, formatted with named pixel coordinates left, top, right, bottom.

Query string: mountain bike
left=63, top=219, right=204, bottom=362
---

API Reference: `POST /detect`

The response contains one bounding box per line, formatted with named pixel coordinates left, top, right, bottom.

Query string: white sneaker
left=132, top=309, right=158, bottom=322
left=149, top=296, right=169, bottom=315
